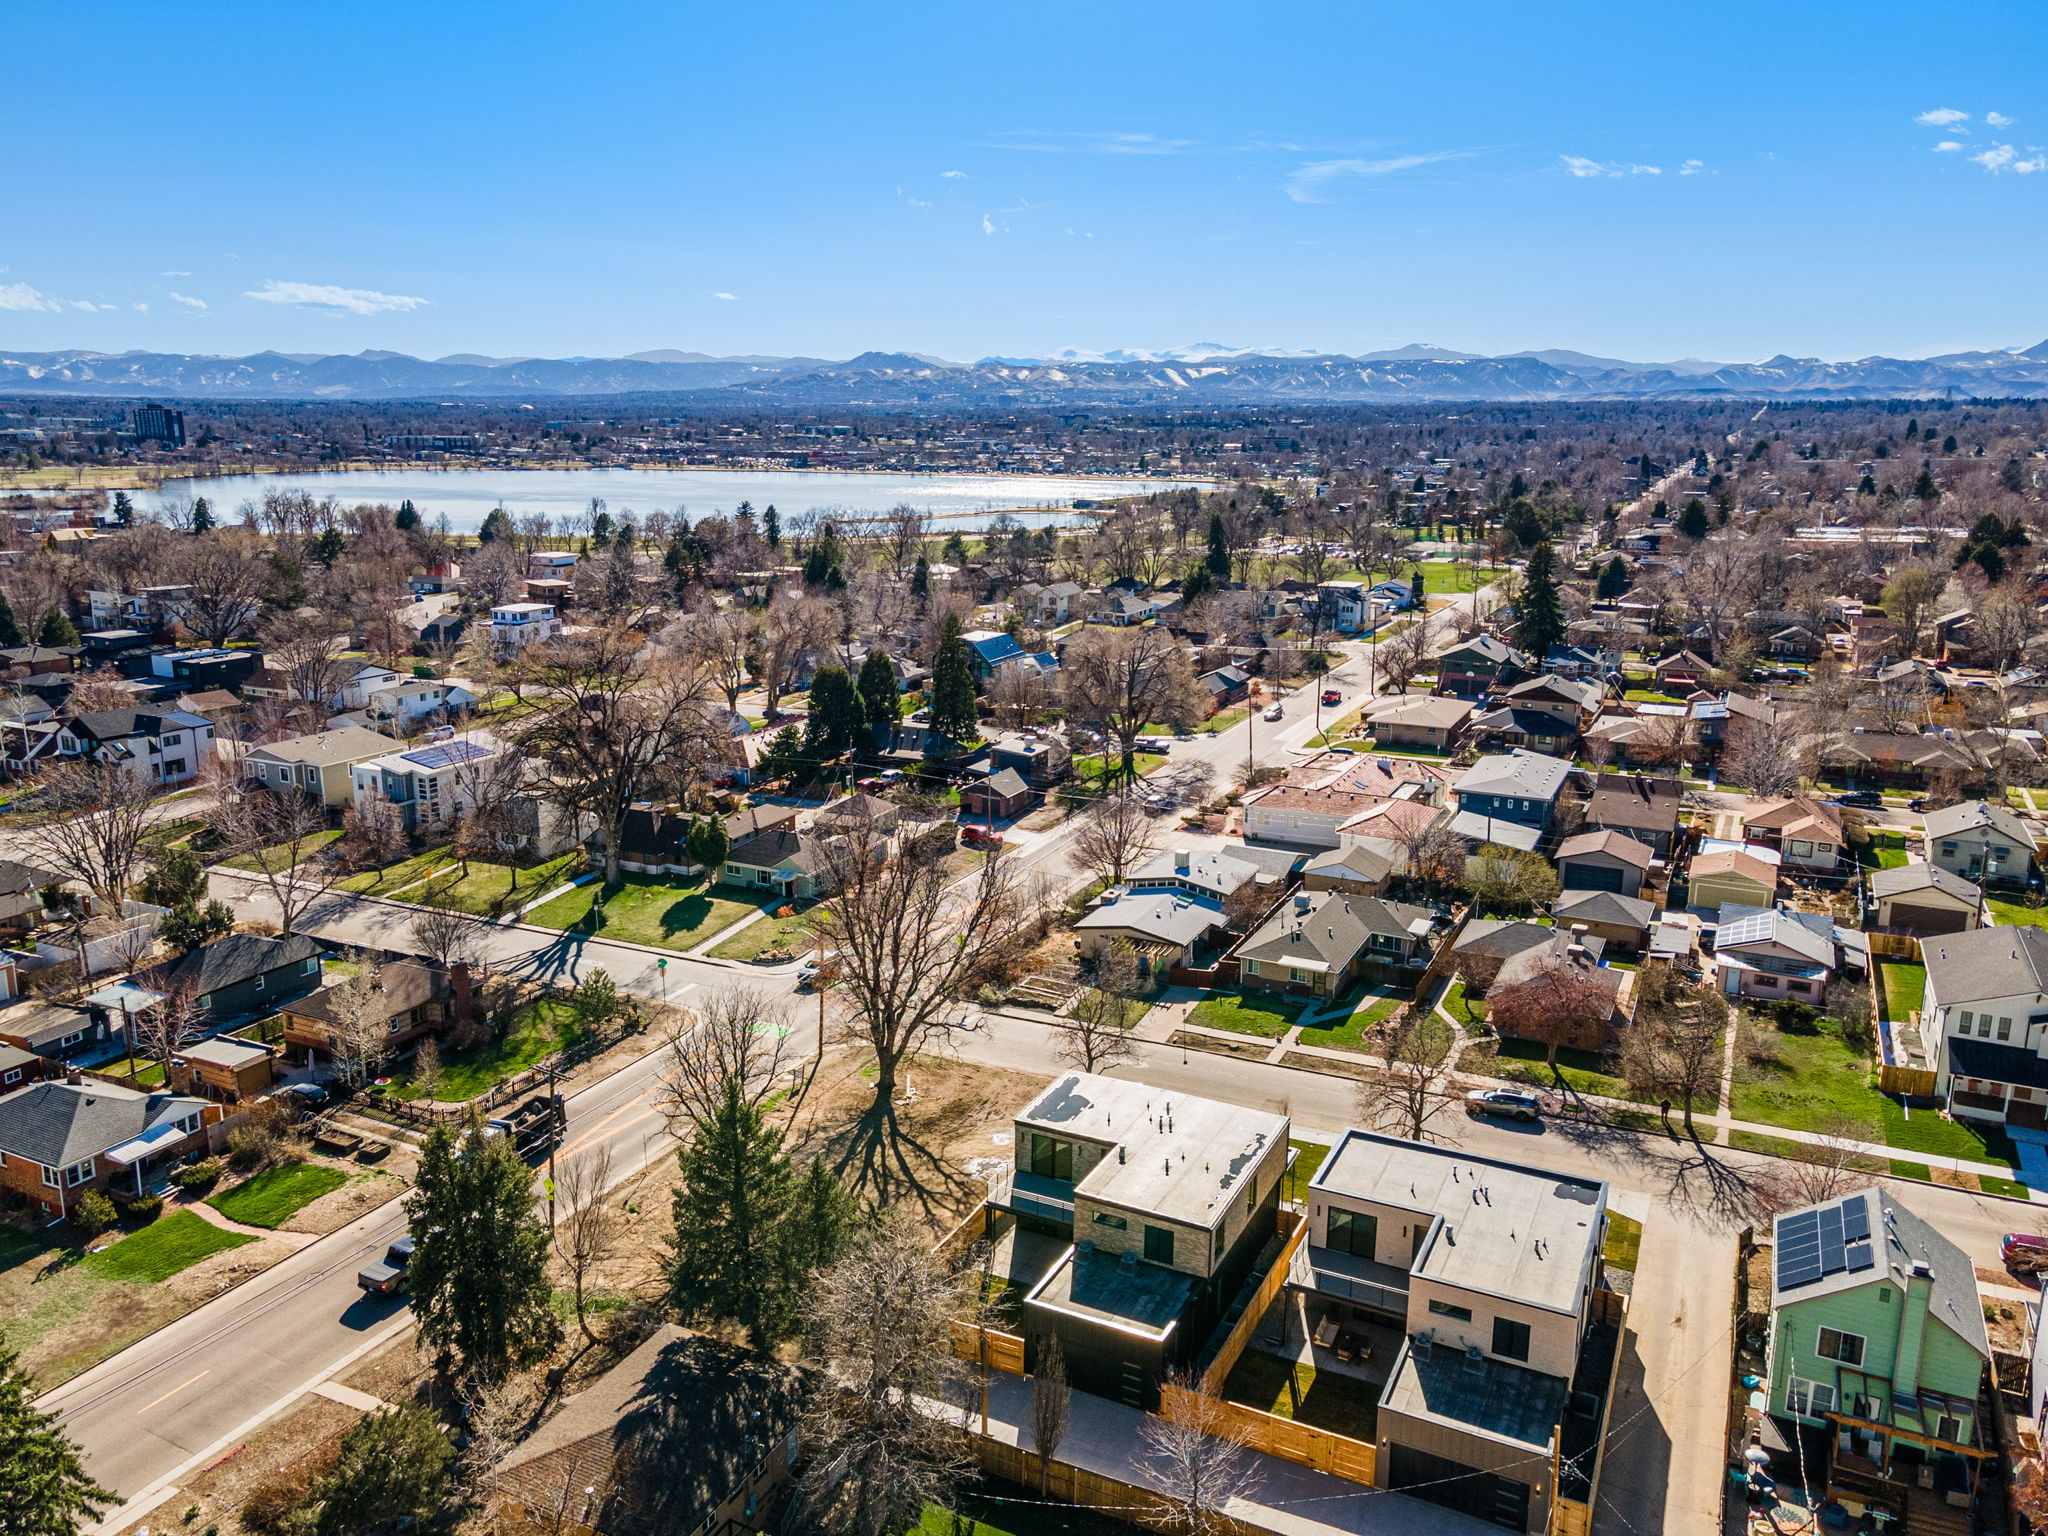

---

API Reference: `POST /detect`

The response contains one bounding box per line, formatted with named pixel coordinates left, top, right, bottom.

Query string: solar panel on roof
left=1842, top=1199, right=1871, bottom=1242
left=1845, top=1241, right=1874, bottom=1272
left=1778, top=1255, right=1824, bottom=1289
left=400, top=740, right=490, bottom=771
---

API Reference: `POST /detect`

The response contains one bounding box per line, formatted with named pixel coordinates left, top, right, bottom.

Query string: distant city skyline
left=4, top=0, right=2042, bottom=365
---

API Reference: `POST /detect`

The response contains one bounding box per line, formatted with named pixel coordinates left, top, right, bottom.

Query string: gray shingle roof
left=1239, top=892, right=1431, bottom=969
left=1552, top=890, right=1656, bottom=929
left=246, top=725, right=401, bottom=768
left=0, top=1080, right=206, bottom=1168
left=1770, top=1187, right=1988, bottom=1362
left=1867, top=862, right=1981, bottom=904
left=1454, top=749, right=1574, bottom=802
left=1922, top=925, right=2048, bottom=1008
left=1556, top=829, right=1656, bottom=868
left=1922, top=799, right=2038, bottom=851
left=1075, top=889, right=1227, bottom=948
left=155, top=932, right=325, bottom=997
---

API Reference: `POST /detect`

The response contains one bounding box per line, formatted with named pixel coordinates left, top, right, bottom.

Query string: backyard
left=1877, top=960, right=1925, bottom=1024
left=1988, top=895, right=2048, bottom=928
left=526, top=875, right=756, bottom=951
left=382, top=996, right=579, bottom=1101
left=1222, top=1347, right=1380, bottom=1440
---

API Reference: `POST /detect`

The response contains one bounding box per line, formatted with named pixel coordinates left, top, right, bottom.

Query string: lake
left=125, top=467, right=1211, bottom=535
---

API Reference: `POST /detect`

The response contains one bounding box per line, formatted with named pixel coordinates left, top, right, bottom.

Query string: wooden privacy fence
left=950, top=1320, right=1027, bottom=1375
left=1193, top=1209, right=1305, bottom=1396
left=968, top=1436, right=1273, bottom=1536
left=1158, top=1383, right=1378, bottom=1486
left=1880, top=1063, right=1939, bottom=1097
left=1863, top=929, right=1924, bottom=960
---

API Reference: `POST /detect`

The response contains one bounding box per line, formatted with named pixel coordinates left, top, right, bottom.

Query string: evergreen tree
left=311, top=527, right=347, bottom=567
left=762, top=504, right=781, bottom=548
left=2003, top=459, right=2027, bottom=495
left=857, top=649, right=902, bottom=733
left=756, top=723, right=806, bottom=781
left=1676, top=498, right=1710, bottom=541
left=928, top=612, right=979, bottom=742
left=803, top=526, right=844, bottom=588
left=0, top=1337, right=112, bottom=1535
left=1179, top=562, right=1213, bottom=606
left=685, top=815, right=729, bottom=872
left=590, top=509, right=614, bottom=547
left=408, top=1116, right=563, bottom=1384
left=111, top=491, right=133, bottom=527
left=1943, top=434, right=1958, bottom=454
left=1409, top=564, right=1426, bottom=600
left=0, top=592, right=22, bottom=649
left=1858, top=472, right=1878, bottom=496
left=37, top=610, right=78, bottom=648
left=805, top=666, right=863, bottom=758
left=941, top=532, right=969, bottom=565
left=1205, top=511, right=1232, bottom=581
left=1516, top=541, right=1566, bottom=658
left=1596, top=556, right=1631, bottom=600
left=1973, top=544, right=2007, bottom=584
left=189, top=496, right=214, bottom=534
left=395, top=499, right=420, bottom=532
left=910, top=555, right=930, bottom=598
left=301, top=1406, right=454, bottom=1536
left=161, top=899, right=235, bottom=953
left=1913, top=467, right=1940, bottom=502
left=477, top=506, right=514, bottom=544
left=140, top=846, right=209, bottom=908
left=268, top=548, right=309, bottom=610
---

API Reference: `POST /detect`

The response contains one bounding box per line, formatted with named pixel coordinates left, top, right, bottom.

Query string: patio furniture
left=1312, top=1315, right=1340, bottom=1349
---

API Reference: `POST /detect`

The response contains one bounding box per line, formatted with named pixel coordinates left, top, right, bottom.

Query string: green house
left=1766, top=1188, right=1990, bottom=1519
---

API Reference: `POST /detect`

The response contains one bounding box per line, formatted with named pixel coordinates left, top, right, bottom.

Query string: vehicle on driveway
left=356, top=1234, right=415, bottom=1295
left=282, top=1082, right=330, bottom=1116
left=960, top=825, right=1005, bottom=850
left=1262, top=703, right=1284, bottom=721
left=1465, top=1088, right=1543, bottom=1123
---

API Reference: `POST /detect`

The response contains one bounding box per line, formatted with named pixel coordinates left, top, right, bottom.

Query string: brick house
left=1236, top=891, right=1436, bottom=996
left=277, top=962, right=465, bottom=1065
left=0, top=1080, right=221, bottom=1218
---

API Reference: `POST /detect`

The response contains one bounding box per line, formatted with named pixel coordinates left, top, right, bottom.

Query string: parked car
left=1262, top=703, right=1284, bottom=721
left=1142, top=793, right=1173, bottom=815
left=1837, top=790, right=1884, bottom=809
left=1321, top=688, right=1342, bottom=705
left=1907, top=797, right=1930, bottom=812
left=282, top=1082, right=330, bottom=1115
left=2001, top=1233, right=2048, bottom=1271
left=795, top=960, right=820, bottom=988
left=960, top=825, right=1005, bottom=849
left=1464, top=1088, right=1542, bottom=1123
left=356, top=1234, right=416, bottom=1295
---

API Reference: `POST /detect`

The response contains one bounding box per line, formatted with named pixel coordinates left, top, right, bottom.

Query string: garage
left=1387, top=1443, right=1531, bottom=1532
left=1869, top=863, right=1983, bottom=937
left=1560, top=863, right=1626, bottom=893
left=1884, top=903, right=1972, bottom=936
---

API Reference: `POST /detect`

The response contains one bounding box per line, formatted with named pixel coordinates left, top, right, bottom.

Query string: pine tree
left=929, top=613, right=980, bottom=742
left=477, top=506, right=514, bottom=544
left=111, top=491, right=133, bottom=527
left=0, top=1338, right=112, bottom=1535
left=190, top=496, right=214, bottom=533
left=667, top=1079, right=798, bottom=1348
left=805, top=666, right=863, bottom=758
left=857, top=649, right=902, bottom=734
left=1677, top=499, right=1711, bottom=541
left=910, top=556, right=930, bottom=598
left=312, top=527, right=346, bottom=567
left=1205, top=512, right=1232, bottom=581
left=762, top=505, right=781, bottom=547
left=1596, top=556, right=1631, bottom=600
left=140, top=846, right=209, bottom=908
left=1516, top=541, right=1566, bottom=658
left=395, top=499, right=420, bottom=531
left=1409, top=564, right=1426, bottom=600
left=1913, top=467, right=1940, bottom=502
left=408, top=1117, right=563, bottom=1384
left=301, top=1406, right=454, bottom=1536
left=38, top=610, right=78, bottom=648
left=0, top=592, right=22, bottom=649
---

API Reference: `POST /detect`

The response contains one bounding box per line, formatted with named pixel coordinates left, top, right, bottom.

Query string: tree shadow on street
left=825, top=1096, right=979, bottom=1222
left=1544, top=1112, right=1772, bottom=1230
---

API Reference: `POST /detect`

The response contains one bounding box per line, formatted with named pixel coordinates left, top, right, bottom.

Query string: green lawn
left=1623, top=689, right=1687, bottom=704
left=1487, top=1035, right=1642, bottom=1102
left=1413, top=560, right=1507, bottom=596
left=707, top=897, right=827, bottom=960
left=527, top=875, right=755, bottom=951
left=1858, top=832, right=1910, bottom=871
left=206, top=1162, right=349, bottom=1228
left=910, top=1491, right=1144, bottom=1536
left=339, top=846, right=454, bottom=896
left=1073, top=751, right=1166, bottom=783
left=1186, top=991, right=1303, bottom=1039
left=1981, top=1175, right=2032, bottom=1200
left=98, top=1054, right=166, bottom=1087
left=1443, top=980, right=1487, bottom=1029
left=83, top=1213, right=256, bottom=1283
left=1296, top=990, right=1406, bottom=1050
left=385, top=997, right=577, bottom=1101
left=1989, top=897, right=2048, bottom=928
left=1222, top=1348, right=1380, bottom=1440
left=407, top=851, right=585, bottom=916
left=1285, top=1139, right=1331, bottom=1203
left=224, top=829, right=343, bottom=873
left=1604, top=1213, right=1643, bottom=1271
left=1877, top=960, right=1925, bottom=1024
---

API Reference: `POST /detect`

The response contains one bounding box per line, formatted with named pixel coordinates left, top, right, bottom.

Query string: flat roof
left=1381, top=1337, right=1570, bottom=1449
left=1017, top=1071, right=1287, bottom=1230
left=1312, top=1129, right=1606, bottom=1315
left=1024, top=1244, right=1194, bottom=1342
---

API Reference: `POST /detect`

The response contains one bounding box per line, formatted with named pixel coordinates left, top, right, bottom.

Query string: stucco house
left=1921, top=800, right=2038, bottom=888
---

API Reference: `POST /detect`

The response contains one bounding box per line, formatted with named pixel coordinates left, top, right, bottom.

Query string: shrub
left=73, top=1190, right=118, bottom=1237
left=240, top=1474, right=310, bottom=1536
left=173, top=1158, right=225, bottom=1191
left=120, top=1192, right=164, bottom=1223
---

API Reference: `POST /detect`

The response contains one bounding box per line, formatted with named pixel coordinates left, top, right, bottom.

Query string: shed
left=1555, top=829, right=1656, bottom=898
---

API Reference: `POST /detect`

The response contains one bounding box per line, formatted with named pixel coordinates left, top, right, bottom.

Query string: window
left=1491, top=1317, right=1531, bottom=1362
left=1960, top=1011, right=1974, bottom=1031
left=254, top=974, right=266, bottom=992
left=1029, top=1134, right=1073, bottom=1182
left=1941, top=842, right=1957, bottom=856
left=1143, top=1225, right=1175, bottom=1265
left=1092, top=1212, right=1127, bottom=1230
left=302, top=958, right=319, bottom=975
left=1243, top=960, right=1259, bottom=977
left=1289, top=968, right=1309, bottom=984
left=1999, top=1017, right=2014, bottom=1041
left=57, top=1030, right=85, bottom=1049
left=65, top=1161, right=91, bottom=1187
left=2, top=1068, right=18, bottom=1085
left=1245, top=1174, right=1257, bottom=1212
left=1428, top=1299, right=1473, bottom=1322
left=41, top=1165, right=58, bottom=1188
left=176, top=1114, right=200, bottom=1136
left=196, top=995, right=212, bottom=1011
left=1327, top=1207, right=1378, bottom=1258
left=1817, top=1327, right=1865, bottom=1365
left=1787, top=1377, right=1836, bottom=1419
left=1213, top=1225, right=1225, bottom=1260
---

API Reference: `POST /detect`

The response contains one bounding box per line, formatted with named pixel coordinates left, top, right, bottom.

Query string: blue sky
left=4, top=0, right=2043, bottom=364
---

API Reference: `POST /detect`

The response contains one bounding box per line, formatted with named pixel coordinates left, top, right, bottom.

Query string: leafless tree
left=1485, top=957, right=1619, bottom=1069
left=1070, top=789, right=1160, bottom=888
left=448, top=737, right=530, bottom=879
left=1063, top=626, right=1204, bottom=783
left=130, top=987, right=205, bottom=1081
left=1058, top=942, right=1144, bottom=1075
left=1619, top=963, right=1730, bottom=1136
left=410, top=903, right=490, bottom=971
left=1462, top=843, right=1559, bottom=916
left=554, top=1141, right=624, bottom=1352
left=14, top=757, right=159, bottom=907
left=324, top=970, right=386, bottom=1091
left=1721, top=715, right=1802, bottom=797
left=65, top=665, right=136, bottom=715
left=985, top=662, right=1049, bottom=732
left=814, top=804, right=1034, bottom=1111
left=1373, top=616, right=1436, bottom=697
left=339, top=799, right=407, bottom=870
left=798, top=1212, right=973, bottom=1536
left=172, top=534, right=274, bottom=646
left=1750, top=1113, right=1882, bottom=1219
left=210, top=778, right=340, bottom=936
left=1393, top=815, right=1467, bottom=894
left=663, top=607, right=756, bottom=714
left=1139, top=1371, right=1261, bottom=1535
left=661, top=980, right=791, bottom=1135
left=1030, top=1334, right=1071, bottom=1495
left=758, top=594, right=838, bottom=718
left=1355, top=1010, right=1463, bottom=1144
left=453, top=1372, right=544, bottom=1503
left=461, top=539, right=526, bottom=611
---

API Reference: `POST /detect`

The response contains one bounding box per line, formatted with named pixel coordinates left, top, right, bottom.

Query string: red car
left=1321, top=688, right=1342, bottom=705
left=960, top=826, right=1005, bottom=850
left=2002, top=1233, right=2048, bottom=1270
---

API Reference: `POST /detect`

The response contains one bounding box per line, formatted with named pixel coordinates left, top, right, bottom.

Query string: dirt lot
left=107, top=1392, right=364, bottom=1536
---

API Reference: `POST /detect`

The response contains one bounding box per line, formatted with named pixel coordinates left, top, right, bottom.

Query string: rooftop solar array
left=400, top=739, right=490, bottom=771
left=1776, top=1195, right=1876, bottom=1291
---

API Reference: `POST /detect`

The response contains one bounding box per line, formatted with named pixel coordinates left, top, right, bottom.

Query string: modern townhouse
left=58, top=707, right=214, bottom=786
left=1447, top=750, right=1581, bottom=853
left=350, top=735, right=510, bottom=834
left=1917, top=926, right=2048, bottom=1128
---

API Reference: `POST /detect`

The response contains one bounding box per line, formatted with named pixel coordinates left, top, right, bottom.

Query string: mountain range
left=5, top=343, right=2048, bottom=404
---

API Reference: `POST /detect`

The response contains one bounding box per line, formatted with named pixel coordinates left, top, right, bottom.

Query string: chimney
left=1174, top=848, right=1191, bottom=872
left=450, top=961, right=475, bottom=1021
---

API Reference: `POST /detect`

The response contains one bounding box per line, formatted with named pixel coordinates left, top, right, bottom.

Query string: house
left=489, top=1325, right=804, bottom=1536
left=244, top=725, right=403, bottom=807
left=1687, top=847, right=1779, bottom=917
left=1542, top=645, right=1621, bottom=681
left=1696, top=691, right=1777, bottom=753
left=0, top=857, right=64, bottom=933
left=1867, top=863, right=1982, bottom=936
left=962, top=629, right=1028, bottom=678
left=1652, top=650, right=1711, bottom=689
left=489, top=602, right=560, bottom=652
left=0, top=1001, right=105, bottom=1063
left=1082, top=591, right=1161, bottom=627
left=1299, top=842, right=1396, bottom=897
left=1584, top=773, right=1682, bottom=859
left=1128, top=844, right=1297, bottom=908
left=1315, top=580, right=1374, bottom=634
left=1195, top=664, right=1252, bottom=713
left=1554, top=830, right=1656, bottom=899
left=1452, top=920, right=1609, bottom=994
left=1922, top=800, right=2038, bottom=887
left=150, top=932, right=326, bottom=1024
left=1466, top=704, right=1579, bottom=757
left=1582, top=707, right=1692, bottom=771
left=1917, top=927, right=2048, bottom=1125
left=986, top=1072, right=1289, bottom=1407
left=0, top=1080, right=219, bottom=1218
left=277, top=961, right=463, bottom=1065
left=1018, top=580, right=1085, bottom=626
left=1710, top=905, right=1839, bottom=1005
left=359, top=678, right=479, bottom=729
left=1288, top=1131, right=1622, bottom=1536
left=1743, top=797, right=1847, bottom=874
left=58, top=707, right=214, bottom=786
left=1243, top=751, right=1455, bottom=850
left=960, top=766, right=1035, bottom=820
left=0, top=1042, right=45, bottom=1096
left=988, top=730, right=1072, bottom=787
left=1765, top=1188, right=1991, bottom=1525
left=1073, top=875, right=1241, bottom=977
left=1448, top=750, right=1581, bottom=852
left=1431, top=635, right=1531, bottom=700
left=1823, top=729, right=2037, bottom=792
left=1551, top=890, right=1656, bottom=952
left=1492, top=674, right=1602, bottom=728
left=168, top=1036, right=277, bottom=1105
left=146, top=646, right=259, bottom=692
left=350, top=735, right=510, bottom=834
left=1366, top=694, right=1474, bottom=753
left=718, top=828, right=828, bottom=900
left=1235, top=890, right=1436, bottom=996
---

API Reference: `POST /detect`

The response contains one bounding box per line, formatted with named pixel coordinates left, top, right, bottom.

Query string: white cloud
left=981, top=213, right=997, bottom=235
left=1560, top=155, right=1608, bottom=178
left=1971, top=142, right=2048, bottom=173
left=1934, top=140, right=1965, bottom=152
left=941, top=169, right=968, bottom=178
left=983, top=130, right=1193, bottom=156
left=161, top=270, right=191, bottom=277
left=1284, top=150, right=1472, bottom=202
left=243, top=279, right=429, bottom=315
left=710, top=291, right=737, bottom=301
left=1679, top=159, right=1706, bottom=174
left=1917, top=107, right=1969, bottom=126
left=1557, top=155, right=1665, bottom=179
left=169, top=292, right=207, bottom=309
left=1987, top=111, right=2014, bottom=128
left=133, top=302, right=149, bottom=312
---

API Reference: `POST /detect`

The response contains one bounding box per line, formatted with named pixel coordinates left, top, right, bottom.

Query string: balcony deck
left=1287, top=1240, right=1413, bottom=1318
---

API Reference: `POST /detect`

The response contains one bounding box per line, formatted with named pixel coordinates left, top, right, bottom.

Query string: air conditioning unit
left=1412, top=1330, right=1434, bottom=1352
